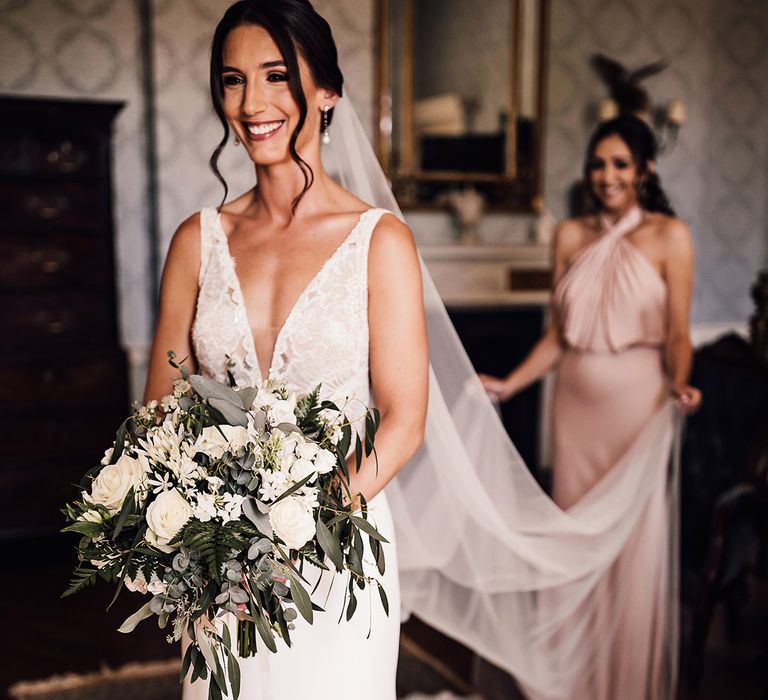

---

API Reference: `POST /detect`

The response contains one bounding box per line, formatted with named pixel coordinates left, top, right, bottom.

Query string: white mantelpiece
left=421, top=243, right=551, bottom=306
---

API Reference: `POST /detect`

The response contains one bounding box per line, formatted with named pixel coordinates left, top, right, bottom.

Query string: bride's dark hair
left=583, top=116, right=675, bottom=216
left=209, top=0, right=344, bottom=211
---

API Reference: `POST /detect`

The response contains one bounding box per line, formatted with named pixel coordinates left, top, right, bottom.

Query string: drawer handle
left=31, top=311, right=72, bottom=334
left=47, top=140, right=88, bottom=173
left=25, top=195, right=70, bottom=220
left=29, top=248, right=71, bottom=274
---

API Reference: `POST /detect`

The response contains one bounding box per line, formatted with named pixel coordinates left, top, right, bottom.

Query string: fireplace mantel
left=421, top=243, right=551, bottom=307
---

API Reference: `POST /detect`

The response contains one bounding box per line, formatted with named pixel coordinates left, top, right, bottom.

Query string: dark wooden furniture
left=449, top=304, right=545, bottom=479
left=0, top=96, right=129, bottom=540
left=681, top=334, right=768, bottom=691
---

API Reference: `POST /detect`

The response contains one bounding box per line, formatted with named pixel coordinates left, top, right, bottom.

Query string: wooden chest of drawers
left=0, top=97, right=130, bottom=539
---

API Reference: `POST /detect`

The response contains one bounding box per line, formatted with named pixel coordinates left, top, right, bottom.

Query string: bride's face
left=588, top=134, right=641, bottom=213
left=220, top=24, right=335, bottom=166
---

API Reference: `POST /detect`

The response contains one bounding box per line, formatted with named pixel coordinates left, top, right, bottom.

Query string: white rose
left=145, top=489, right=193, bottom=553
left=290, top=458, right=317, bottom=484
left=314, top=448, right=336, bottom=474
left=195, top=425, right=249, bottom=460
left=270, top=398, right=297, bottom=425
left=220, top=424, right=249, bottom=450
left=296, top=441, right=319, bottom=460
left=194, top=426, right=229, bottom=460
left=269, top=497, right=315, bottom=549
left=90, top=453, right=146, bottom=513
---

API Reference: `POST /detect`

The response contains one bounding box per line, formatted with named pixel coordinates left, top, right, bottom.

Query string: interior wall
left=1, top=0, right=765, bottom=362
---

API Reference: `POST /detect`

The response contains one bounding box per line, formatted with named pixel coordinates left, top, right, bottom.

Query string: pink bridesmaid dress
left=551, top=205, right=674, bottom=699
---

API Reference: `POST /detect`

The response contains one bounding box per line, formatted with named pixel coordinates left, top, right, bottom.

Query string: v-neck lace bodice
left=191, top=207, right=389, bottom=405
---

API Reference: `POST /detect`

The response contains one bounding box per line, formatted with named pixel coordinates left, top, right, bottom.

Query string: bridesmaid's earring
left=321, top=105, right=331, bottom=145
left=233, top=135, right=240, bottom=146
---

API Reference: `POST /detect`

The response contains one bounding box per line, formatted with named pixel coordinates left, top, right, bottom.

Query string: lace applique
left=191, top=207, right=388, bottom=407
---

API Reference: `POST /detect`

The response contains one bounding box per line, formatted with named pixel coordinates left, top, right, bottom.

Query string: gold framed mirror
left=375, top=0, right=549, bottom=211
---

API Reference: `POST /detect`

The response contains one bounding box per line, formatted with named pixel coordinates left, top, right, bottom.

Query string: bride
left=143, top=1, right=427, bottom=698
left=146, top=1, right=684, bottom=699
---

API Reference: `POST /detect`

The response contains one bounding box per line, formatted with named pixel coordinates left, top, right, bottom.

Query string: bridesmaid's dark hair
left=209, top=0, right=344, bottom=212
left=584, top=116, right=675, bottom=216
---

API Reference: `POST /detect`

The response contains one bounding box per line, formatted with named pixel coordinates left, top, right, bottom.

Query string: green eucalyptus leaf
left=227, top=650, right=241, bottom=700
left=61, top=521, right=102, bottom=538
left=117, top=601, right=154, bottom=633
left=346, top=590, right=357, bottom=621
left=378, top=585, right=389, bottom=615
left=209, top=398, right=248, bottom=427
left=190, top=375, right=242, bottom=406
left=111, top=486, right=135, bottom=540
left=316, top=518, right=343, bottom=571
left=242, top=499, right=273, bottom=539
left=272, top=472, right=314, bottom=505
left=349, top=515, right=389, bottom=543
left=287, top=573, right=313, bottom=624
left=237, top=387, right=258, bottom=410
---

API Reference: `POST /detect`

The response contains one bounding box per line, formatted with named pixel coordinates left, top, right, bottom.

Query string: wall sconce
left=591, top=54, right=684, bottom=155
left=595, top=96, right=686, bottom=155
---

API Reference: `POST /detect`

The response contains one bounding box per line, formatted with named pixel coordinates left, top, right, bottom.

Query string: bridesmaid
left=481, top=115, right=701, bottom=698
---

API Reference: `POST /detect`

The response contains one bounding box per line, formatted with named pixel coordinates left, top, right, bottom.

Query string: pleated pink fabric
left=549, top=206, right=674, bottom=699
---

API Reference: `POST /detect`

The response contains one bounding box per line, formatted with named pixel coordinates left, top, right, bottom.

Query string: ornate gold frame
left=375, top=0, right=549, bottom=211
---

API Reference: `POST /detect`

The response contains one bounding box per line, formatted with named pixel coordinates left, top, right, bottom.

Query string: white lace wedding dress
left=183, top=206, right=400, bottom=699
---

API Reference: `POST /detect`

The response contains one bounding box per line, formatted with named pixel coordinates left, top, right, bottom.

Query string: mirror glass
left=377, top=0, right=547, bottom=210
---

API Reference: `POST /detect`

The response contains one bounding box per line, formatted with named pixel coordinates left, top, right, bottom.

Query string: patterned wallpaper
left=544, top=0, right=768, bottom=322
left=0, top=0, right=152, bottom=349
left=151, top=0, right=375, bottom=256
left=0, top=0, right=765, bottom=358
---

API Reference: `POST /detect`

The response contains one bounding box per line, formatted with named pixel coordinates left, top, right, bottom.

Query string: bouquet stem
left=237, top=619, right=258, bottom=657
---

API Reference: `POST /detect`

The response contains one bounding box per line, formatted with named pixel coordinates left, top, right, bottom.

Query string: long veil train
left=323, top=97, right=680, bottom=699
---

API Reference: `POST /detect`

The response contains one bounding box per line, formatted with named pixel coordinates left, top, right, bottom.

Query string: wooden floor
left=3, top=535, right=767, bottom=700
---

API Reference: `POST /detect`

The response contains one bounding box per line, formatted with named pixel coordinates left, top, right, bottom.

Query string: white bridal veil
left=323, top=97, right=680, bottom=699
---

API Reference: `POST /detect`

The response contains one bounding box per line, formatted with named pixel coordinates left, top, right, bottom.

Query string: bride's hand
left=671, top=384, right=702, bottom=415
left=478, top=373, right=514, bottom=403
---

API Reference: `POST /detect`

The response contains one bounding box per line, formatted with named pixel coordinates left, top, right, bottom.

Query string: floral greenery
left=61, top=356, right=384, bottom=700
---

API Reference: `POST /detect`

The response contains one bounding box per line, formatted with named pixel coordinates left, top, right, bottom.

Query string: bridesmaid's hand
left=671, top=384, right=702, bottom=415
left=479, top=374, right=514, bottom=403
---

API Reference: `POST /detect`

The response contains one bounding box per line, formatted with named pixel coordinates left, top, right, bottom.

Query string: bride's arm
left=347, top=214, right=429, bottom=503
left=143, top=214, right=202, bottom=403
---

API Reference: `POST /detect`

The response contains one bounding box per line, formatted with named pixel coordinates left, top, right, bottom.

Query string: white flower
left=290, top=458, right=317, bottom=484
left=270, top=399, right=297, bottom=425
left=193, top=492, right=218, bottom=523
left=258, top=468, right=290, bottom=502
left=145, top=489, right=193, bottom=553
left=194, top=425, right=249, bottom=460
left=296, top=441, right=319, bottom=461
left=125, top=570, right=166, bottom=595
left=220, top=492, right=245, bottom=524
left=221, top=424, right=250, bottom=451
left=173, top=379, right=191, bottom=397
left=161, top=394, right=178, bottom=412
left=314, top=448, right=336, bottom=475
left=169, top=454, right=203, bottom=489
left=269, top=497, right=315, bottom=549
left=90, top=453, right=147, bottom=513
left=100, top=448, right=114, bottom=466
left=78, top=509, right=104, bottom=524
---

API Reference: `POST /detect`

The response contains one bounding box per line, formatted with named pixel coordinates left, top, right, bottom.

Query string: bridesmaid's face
left=588, top=135, right=640, bottom=213
left=220, top=24, right=335, bottom=166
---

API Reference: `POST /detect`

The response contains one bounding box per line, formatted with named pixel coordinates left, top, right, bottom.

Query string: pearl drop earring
left=321, top=105, right=331, bottom=145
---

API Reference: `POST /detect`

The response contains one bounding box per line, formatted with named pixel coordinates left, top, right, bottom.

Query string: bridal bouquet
left=61, top=357, right=386, bottom=700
